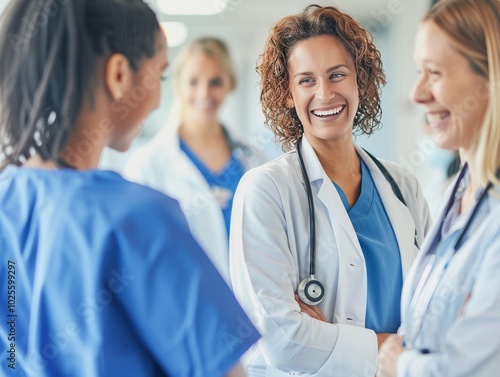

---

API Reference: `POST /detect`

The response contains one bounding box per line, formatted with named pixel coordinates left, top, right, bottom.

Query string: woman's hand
left=377, top=334, right=404, bottom=377
left=376, top=333, right=392, bottom=350
left=295, top=294, right=328, bottom=322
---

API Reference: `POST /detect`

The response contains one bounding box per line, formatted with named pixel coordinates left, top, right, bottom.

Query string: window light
left=161, top=22, right=188, bottom=48
left=157, top=0, right=228, bottom=16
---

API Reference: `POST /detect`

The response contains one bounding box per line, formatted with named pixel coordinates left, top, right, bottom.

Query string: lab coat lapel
left=356, top=146, right=416, bottom=278
left=162, top=127, right=212, bottom=192
left=300, top=137, right=363, bottom=258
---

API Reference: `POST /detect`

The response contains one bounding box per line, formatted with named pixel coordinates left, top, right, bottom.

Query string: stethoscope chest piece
left=297, top=275, right=325, bottom=305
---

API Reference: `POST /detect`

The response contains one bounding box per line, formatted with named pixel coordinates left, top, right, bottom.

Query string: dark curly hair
left=258, top=5, right=386, bottom=151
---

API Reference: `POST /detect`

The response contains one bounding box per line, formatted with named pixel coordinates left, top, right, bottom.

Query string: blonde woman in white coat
left=126, top=38, right=264, bottom=282
left=378, top=1, right=500, bottom=376
left=229, top=6, right=431, bottom=377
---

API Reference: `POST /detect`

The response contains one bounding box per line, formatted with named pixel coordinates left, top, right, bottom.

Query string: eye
left=210, top=77, right=224, bottom=87
left=299, top=77, right=315, bottom=85
left=330, top=72, right=345, bottom=80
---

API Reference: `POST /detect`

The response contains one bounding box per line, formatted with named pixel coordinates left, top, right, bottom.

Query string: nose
left=410, top=74, right=432, bottom=104
left=197, top=82, right=210, bottom=98
left=317, top=79, right=335, bottom=102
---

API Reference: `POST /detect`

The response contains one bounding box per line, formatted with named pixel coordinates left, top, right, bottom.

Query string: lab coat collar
left=150, top=122, right=211, bottom=190
left=296, top=136, right=364, bottom=258
left=294, top=135, right=328, bottom=183
left=295, top=136, right=418, bottom=275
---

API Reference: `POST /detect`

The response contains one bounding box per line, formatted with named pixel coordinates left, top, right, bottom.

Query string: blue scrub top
left=0, top=167, right=259, bottom=377
left=333, top=159, right=403, bottom=333
left=180, top=138, right=245, bottom=238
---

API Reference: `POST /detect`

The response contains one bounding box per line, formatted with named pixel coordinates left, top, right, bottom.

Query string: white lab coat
left=125, top=124, right=265, bottom=283
left=398, top=178, right=500, bottom=377
left=229, top=136, right=431, bottom=377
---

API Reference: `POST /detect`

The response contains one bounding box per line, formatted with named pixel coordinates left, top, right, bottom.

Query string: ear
left=104, top=53, right=133, bottom=101
left=285, top=94, right=295, bottom=109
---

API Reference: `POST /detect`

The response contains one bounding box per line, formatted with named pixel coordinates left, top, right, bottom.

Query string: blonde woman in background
left=378, top=0, right=500, bottom=376
left=126, top=37, right=265, bottom=282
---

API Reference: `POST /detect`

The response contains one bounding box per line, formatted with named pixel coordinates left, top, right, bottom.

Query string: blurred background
left=108, top=0, right=439, bottom=173
left=0, top=0, right=452, bottom=215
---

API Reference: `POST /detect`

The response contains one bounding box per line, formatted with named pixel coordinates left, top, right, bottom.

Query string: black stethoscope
left=429, top=163, right=494, bottom=252
left=295, top=137, right=419, bottom=305
left=405, top=163, right=497, bottom=348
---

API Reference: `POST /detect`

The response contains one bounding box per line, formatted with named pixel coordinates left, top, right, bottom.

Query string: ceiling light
left=157, top=0, right=228, bottom=15
left=160, top=22, right=188, bottom=48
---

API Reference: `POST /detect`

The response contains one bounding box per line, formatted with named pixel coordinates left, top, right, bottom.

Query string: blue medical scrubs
left=0, top=167, right=259, bottom=377
left=180, top=138, right=245, bottom=238
left=333, top=158, right=403, bottom=333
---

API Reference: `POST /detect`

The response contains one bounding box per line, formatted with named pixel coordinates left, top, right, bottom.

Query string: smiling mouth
left=312, top=105, right=345, bottom=118
left=427, top=111, right=450, bottom=126
left=194, top=100, right=217, bottom=110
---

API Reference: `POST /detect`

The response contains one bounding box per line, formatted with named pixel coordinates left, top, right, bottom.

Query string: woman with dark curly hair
left=229, top=5, right=431, bottom=376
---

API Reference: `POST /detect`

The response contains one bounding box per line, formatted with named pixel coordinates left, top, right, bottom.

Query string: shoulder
left=225, top=128, right=272, bottom=167
left=369, top=158, right=423, bottom=200
left=232, top=152, right=300, bottom=213
left=117, top=176, right=184, bottom=219
left=238, top=151, right=300, bottom=192
left=84, top=171, right=186, bottom=228
left=376, top=159, right=420, bottom=186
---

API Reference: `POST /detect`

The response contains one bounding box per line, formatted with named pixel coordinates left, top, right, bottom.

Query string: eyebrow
left=293, top=64, right=349, bottom=78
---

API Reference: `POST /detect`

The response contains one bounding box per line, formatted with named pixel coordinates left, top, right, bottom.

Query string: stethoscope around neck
left=295, top=136, right=419, bottom=305
left=405, top=163, right=499, bottom=348
left=431, top=163, right=495, bottom=252
left=296, top=138, right=325, bottom=306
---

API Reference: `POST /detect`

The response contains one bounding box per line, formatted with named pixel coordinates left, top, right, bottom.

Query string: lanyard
left=405, top=164, right=493, bottom=348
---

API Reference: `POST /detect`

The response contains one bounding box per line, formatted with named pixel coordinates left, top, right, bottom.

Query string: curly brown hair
left=258, top=5, right=386, bottom=151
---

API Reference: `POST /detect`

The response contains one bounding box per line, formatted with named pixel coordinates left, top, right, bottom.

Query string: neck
left=461, top=148, right=483, bottom=193
left=306, top=134, right=360, bottom=181
left=59, top=108, right=109, bottom=170
left=179, top=118, right=225, bottom=144
left=24, top=155, right=59, bottom=170
left=459, top=148, right=487, bottom=214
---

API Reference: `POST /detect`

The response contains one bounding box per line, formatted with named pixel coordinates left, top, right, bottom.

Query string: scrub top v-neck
left=332, top=158, right=403, bottom=333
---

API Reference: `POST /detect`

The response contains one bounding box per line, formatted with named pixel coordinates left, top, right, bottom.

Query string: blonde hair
left=172, top=37, right=236, bottom=120
left=425, top=0, right=500, bottom=187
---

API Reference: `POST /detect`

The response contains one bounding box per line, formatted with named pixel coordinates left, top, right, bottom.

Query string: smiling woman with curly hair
left=258, top=5, right=386, bottom=151
left=229, top=5, right=431, bottom=377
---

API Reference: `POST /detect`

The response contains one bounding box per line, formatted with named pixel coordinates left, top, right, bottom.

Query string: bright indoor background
left=0, top=0, right=450, bottom=215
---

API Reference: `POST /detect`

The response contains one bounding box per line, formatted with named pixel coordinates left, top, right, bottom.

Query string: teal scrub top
left=333, top=159, right=403, bottom=333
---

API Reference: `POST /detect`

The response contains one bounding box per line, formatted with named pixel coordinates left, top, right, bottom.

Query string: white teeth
left=313, top=106, right=344, bottom=117
left=427, top=112, right=449, bottom=123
